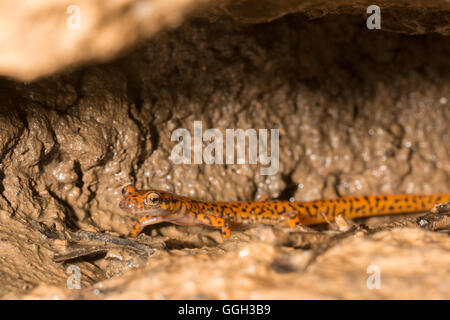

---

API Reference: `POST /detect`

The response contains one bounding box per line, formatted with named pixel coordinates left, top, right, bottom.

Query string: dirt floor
left=0, top=4, right=449, bottom=299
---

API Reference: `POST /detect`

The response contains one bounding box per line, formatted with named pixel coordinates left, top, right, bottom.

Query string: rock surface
left=1, top=0, right=450, bottom=80
left=0, top=0, right=206, bottom=81
left=8, top=227, right=450, bottom=299
left=0, top=4, right=449, bottom=299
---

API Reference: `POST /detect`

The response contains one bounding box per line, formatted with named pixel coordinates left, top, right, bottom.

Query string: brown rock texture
left=220, top=0, right=450, bottom=32
left=0, top=3, right=449, bottom=299
left=1, top=0, right=450, bottom=81
left=0, top=0, right=207, bottom=81
left=9, top=227, right=450, bottom=299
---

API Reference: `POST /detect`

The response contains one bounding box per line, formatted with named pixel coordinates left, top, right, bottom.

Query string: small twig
left=52, top=246, right=108, bottom=263
left=417, top=202, right=450, bottom=232
left=65, top=230, right=153, bottom=252
left=26, top=219, right=160, bottom=262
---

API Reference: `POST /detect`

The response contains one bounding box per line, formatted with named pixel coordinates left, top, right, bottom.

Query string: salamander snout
left=119, top=185, right=139, bottom=211
left=122, top=185, right=137, bottom=196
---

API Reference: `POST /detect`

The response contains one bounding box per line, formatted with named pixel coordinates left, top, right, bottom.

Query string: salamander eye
left=146, top=192, right=161, bottom=205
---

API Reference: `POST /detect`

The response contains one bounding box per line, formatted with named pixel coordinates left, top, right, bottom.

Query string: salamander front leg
left=128, top=215, right=165, bottom=237
left=285, top=211, right=303, bottom=229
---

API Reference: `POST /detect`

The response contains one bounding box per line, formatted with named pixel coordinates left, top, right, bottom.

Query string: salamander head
left=119, top=185, right=174, bottom=216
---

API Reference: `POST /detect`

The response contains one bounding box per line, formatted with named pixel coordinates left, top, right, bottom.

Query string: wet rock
left=1, top=1, right=450, bottom=81
left=220, top=0, right=450, bottom=36
left=9, top=228, right=450, bottom=299
left=0, top=0, right=206, bottom=81
left=0, top=10, right=449, bottom=298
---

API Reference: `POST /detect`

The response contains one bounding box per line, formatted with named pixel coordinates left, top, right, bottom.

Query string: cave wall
left=0, top=4, right=449, bottom=299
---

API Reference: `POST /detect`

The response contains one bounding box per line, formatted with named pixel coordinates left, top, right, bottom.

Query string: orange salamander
left=119, top=185, right=450, bottom=240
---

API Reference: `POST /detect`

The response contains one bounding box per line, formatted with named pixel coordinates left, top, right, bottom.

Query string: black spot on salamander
left=394, top=198, right=401, bottom=203
left=323, top=205, right=330, bottom=217
left=305, top=206, right=316, bottom=217
left=363, top=196, right=369, bottom=203
left=383, top=196, right=388, bottom=201
left=388, top=205, right=395, bottom=211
